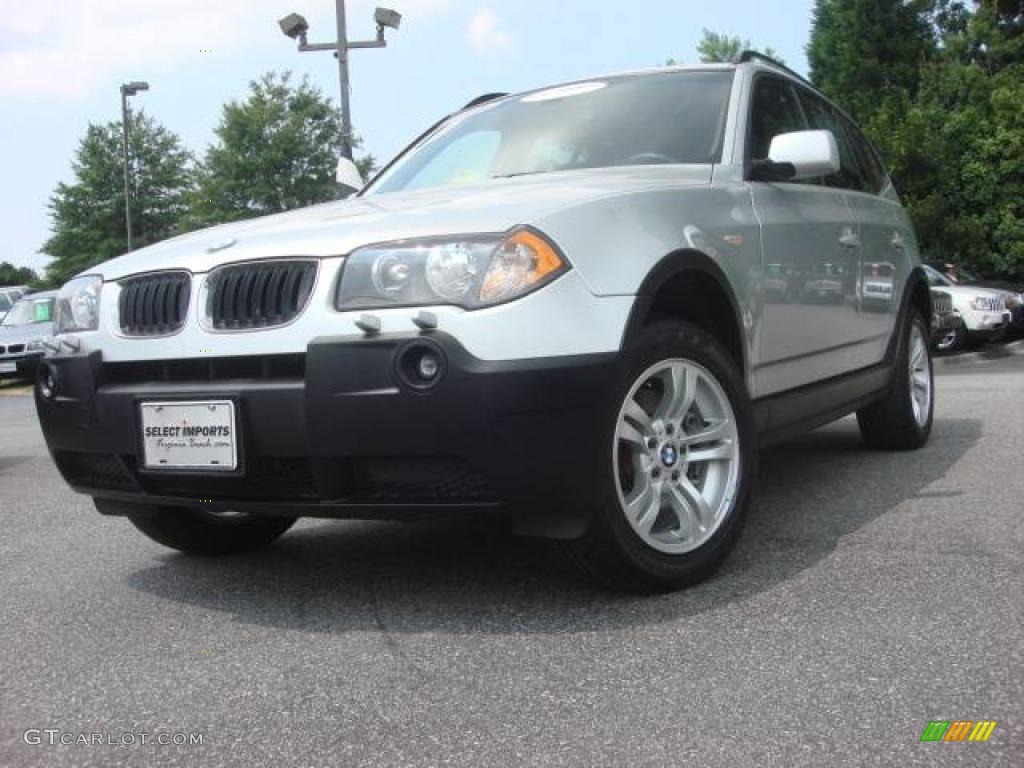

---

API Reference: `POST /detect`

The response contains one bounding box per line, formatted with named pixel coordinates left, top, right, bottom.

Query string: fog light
left=396, top=341, right=446, bottom=391
left=38, top=363, right=58, bottom=400
left=417, top=354, right=440, bottom=381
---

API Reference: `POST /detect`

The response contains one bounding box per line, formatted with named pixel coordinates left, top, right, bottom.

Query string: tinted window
left=795, top=89, right=866, bottom=191
left=749, top=76, right=806, bottom=161
left=1, top=298, right=54, bottom=326
left=369, top=71, right=734, bottom=194
left=840, top=115, right=887, bottom=194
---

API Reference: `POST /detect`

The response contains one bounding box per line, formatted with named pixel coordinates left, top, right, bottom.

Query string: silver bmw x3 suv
left=36, top=56, right=933, bottom=591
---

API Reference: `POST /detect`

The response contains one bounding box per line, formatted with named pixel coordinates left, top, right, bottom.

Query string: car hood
left=87, top=166, right=713, bottom=281
left=936, top=284, right=1008, bottom=300
left=0, top=322, right=53, bottom=346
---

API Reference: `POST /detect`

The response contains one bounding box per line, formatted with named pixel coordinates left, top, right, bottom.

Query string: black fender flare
left=885, top=265, right=932, bottom=366
left=619, top=249, right=749, bottom=378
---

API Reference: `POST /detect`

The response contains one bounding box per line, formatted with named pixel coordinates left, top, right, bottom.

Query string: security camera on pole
left=279, top=2, right=402, bottom=195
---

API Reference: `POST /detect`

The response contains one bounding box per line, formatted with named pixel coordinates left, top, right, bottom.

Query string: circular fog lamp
left=38, top=363, right=58, bottom=400
left=417, top=354, right=440, bottom=381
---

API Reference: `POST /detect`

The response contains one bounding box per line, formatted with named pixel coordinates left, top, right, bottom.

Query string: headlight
left=54, top=275, right=103, bottom=333
left=1006, top=293, right=1022, bottom=308
left=26, top=340, right=43, bottom=352
left=336, top=228, right=569, bottom=311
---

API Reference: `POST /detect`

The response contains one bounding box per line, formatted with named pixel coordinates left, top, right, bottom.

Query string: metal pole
left=121, top=89, right=133, bottom=250
left=335, top=0, right=354, bottom=160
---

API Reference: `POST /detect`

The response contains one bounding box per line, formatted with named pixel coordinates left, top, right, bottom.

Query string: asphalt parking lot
left=1, top=356, right=1021, bottom=767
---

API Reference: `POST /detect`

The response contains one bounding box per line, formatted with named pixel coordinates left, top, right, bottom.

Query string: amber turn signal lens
left=479, top=229, right=567, bottom=303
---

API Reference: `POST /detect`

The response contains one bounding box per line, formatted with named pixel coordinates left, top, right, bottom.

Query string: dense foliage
left=0, top=262, right=39, bottom=287
left=42, top=72, right=375, bottom=285
left=43, top=116, right=195, bottom=285
left=809, top=0, right=1024, bottom=278
left=189, top=73, right=375, bottom=228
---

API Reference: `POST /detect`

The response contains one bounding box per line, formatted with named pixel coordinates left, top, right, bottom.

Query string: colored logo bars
left=920, top=720, right=997, bottom=742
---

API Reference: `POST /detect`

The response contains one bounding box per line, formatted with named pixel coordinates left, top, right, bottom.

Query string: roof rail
left=461, top=92, right=508, bottom=110
left=738, top=50, right=814, bottom=87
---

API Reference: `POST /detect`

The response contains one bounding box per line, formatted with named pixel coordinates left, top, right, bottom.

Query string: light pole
left=279, top=4, right=401, bottom=191
left=120, top=81, right=149, bottom=250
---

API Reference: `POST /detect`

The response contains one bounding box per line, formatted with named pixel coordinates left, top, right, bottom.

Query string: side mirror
left=336, top=156, right=365, bottom=197
left=752, top=129, right=840, bottom=182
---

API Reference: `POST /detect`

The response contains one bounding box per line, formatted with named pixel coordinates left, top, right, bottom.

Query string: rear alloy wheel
left=564, top=322, right=756, bottom=592
left=857, top=309, right=933, bottom=450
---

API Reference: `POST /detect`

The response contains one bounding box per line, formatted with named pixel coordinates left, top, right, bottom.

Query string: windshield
left=2, top=297, right=53, bottom=327
left=923, top=265, right=953, bottom=287
left=367, top=70, right=734, bottom=195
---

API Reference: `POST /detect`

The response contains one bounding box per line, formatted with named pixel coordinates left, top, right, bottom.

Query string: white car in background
left=923, top=265, right=1011, bottom=352
left=0, top=285, right=28, bottom=321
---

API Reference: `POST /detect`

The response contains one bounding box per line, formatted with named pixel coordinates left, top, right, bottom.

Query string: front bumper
left=35, top=333, right=622, bottom=536
left=964, top=309, right=1011, bottom=334
left=0, top=352, right=42, bottom=377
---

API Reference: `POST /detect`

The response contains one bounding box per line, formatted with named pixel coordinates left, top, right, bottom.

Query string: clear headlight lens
left=336, top=228, right=569, bottom=311
left=54, top=275, right=103, bottom=333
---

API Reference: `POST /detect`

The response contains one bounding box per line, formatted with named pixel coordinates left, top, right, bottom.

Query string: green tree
left=190, top=72, right=376, bottom=228
left=810, top=0, right=1023, bottom=277
left=665, top=29, right=782, bottom=66
left=696, top=28, right=782, bottom=63
left=0, top=262, right=38, bottom=286
left=807, top=0, right=936, bottom=125
left=43, top=115, right=195, bottom=284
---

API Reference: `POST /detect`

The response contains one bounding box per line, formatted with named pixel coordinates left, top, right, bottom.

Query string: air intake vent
left=207, top=260, right=317, bottom=331
left=118, top=272, right=191, bottom=336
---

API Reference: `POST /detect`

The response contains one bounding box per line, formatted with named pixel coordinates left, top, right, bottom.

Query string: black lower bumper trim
left=36, top=334, right=622, bottom=534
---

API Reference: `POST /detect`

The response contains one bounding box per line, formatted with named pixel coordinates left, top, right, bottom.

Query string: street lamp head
left=278, top=12, right=310, bottom=40
left=121, top=81, right=149, bottom=96
left=374, top=7, right=402, bottom=30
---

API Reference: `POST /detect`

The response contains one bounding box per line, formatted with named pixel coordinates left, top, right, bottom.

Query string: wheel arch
left=620, top=249, right=749, bottom=380
left=886, top=266, right=932, bottom=364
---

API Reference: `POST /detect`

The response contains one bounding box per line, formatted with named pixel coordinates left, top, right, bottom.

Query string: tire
left=96, top=499, right=296, bottom=555
left=857, top=309, right=933, bottom=450
left=563, top=322, right=757, bottom=593
left=935, top=321, right=965, bottom=354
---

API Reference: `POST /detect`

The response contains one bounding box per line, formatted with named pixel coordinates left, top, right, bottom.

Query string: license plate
left=140, top=400, right=238, bottom=470
left=0, top=361, right=16, bottom=373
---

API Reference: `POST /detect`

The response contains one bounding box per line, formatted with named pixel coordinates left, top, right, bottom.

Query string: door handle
left=839, top=228, right=860, bottom=249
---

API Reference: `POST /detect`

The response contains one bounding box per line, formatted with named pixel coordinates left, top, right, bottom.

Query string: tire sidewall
left=593, top=322, right=757, bottom=586
left=901, top=311, right=935, bottom=440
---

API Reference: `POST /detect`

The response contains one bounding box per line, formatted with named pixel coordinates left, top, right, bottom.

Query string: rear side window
left=749, top=76, right=806, bottom=161
left=794, top=88, right=866, bottom=192
left=840, top=116, right=888, bottom=194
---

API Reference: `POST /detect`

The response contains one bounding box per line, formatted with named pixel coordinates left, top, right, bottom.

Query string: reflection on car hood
left=85, top=166, right=712, bottom=281
left=936, top=284, right=1009, bottom=300
left=0, top=322, right=53, bottom=347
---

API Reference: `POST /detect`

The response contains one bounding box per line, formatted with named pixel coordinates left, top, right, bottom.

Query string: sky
left=0, top=0, right=815, bottom=274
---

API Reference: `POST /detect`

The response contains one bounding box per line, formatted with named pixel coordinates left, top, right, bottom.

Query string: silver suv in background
left=0, top=285, right=28, bottom=322
left=34, top=55, right=933, bottom=592
left=0, top=291, right=56, bottom=377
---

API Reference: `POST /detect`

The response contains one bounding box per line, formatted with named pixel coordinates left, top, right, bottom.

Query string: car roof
left=17, top=290, right=57, bottom=300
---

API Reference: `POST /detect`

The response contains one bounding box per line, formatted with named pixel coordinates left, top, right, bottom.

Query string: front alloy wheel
left=563, top=322, right=756, bottom=592
left=614, top=359, right=741, bottom=555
